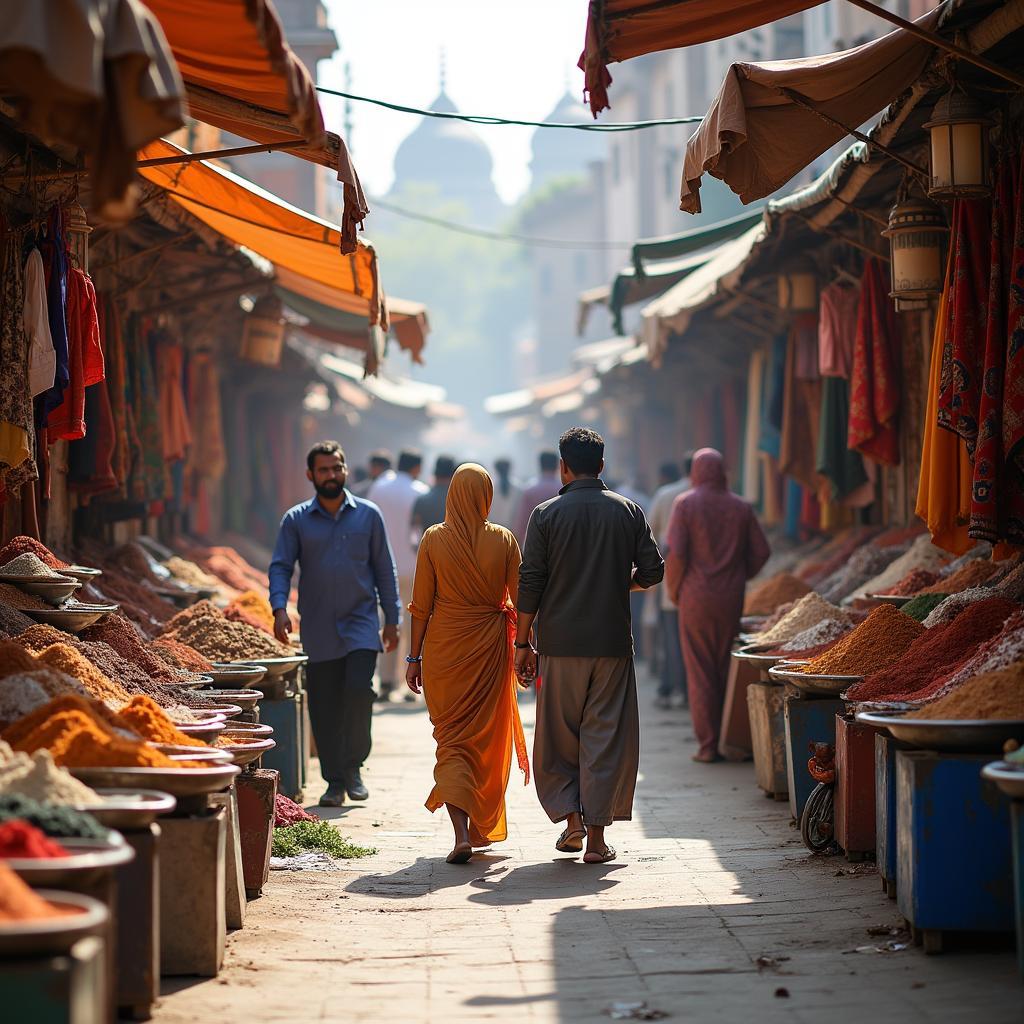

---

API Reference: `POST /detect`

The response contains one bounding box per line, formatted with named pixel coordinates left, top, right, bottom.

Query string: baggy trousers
left=534, top=655, right=640, bottom=828
left=305, top=650, right=377, bottom=783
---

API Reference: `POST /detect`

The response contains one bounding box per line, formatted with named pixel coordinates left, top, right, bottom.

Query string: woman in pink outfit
left=665, top=449, right=770, bottom=762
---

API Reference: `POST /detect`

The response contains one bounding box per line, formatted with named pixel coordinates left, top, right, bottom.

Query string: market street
left=156, top=673, right=1020, bottom=1024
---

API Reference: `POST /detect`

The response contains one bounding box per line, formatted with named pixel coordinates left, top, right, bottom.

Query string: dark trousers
left=305, top=650, right=377, bottom=783
left=658, top=608, right=686, bottom=700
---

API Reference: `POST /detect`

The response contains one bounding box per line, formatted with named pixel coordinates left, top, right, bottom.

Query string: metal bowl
left=865, top=593, right=914, bottom=607
left=176, top=717, right=227, bottom=741
left=769, top=665, right=862, bottom=696
left=75, top=788, right=176, bottom=829
left=731, top=644, right=787, bottom=666
left=62, top=565, right=102, bottom=583
left=3, top=836, right=134, bottom=888
left=981, top=761, right=1024, bottom=799
left=0, top=890, right=109, bottom=957
left=69, top=763, right=240, bottom=797
left=192, top=688, right=263, bottom=710
left=207, top=664, right=268, bottom=688
left=217, top=737, right=276, bottom=767
left=156, top=745, right=234, bottom=764
left=233, top=654, right=308, bottom=677
left=0, top=574, right=82, bottom=604
left=856, top=711, right=1024, bottom=753
left=212, top=720, right=273, bottom=739
left=23, top=604, right=117, bottom=632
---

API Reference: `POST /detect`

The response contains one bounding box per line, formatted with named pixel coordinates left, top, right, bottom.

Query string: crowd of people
left=268, top=428, right=769, bottom=859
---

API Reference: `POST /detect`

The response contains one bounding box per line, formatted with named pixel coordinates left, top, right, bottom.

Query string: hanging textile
left=743, top=348, right=765, bottom=502
left=1004, top=146, right=1024, bottom=542
left=779, top=313, right=821, bottom=489
left=818, top=282, right=858, bottom=379
left=916, top=246, right=973, bottom=554
left=154, top=333, right=191, bottom=463
left=24, top=248, right=55, bottom=398
left=0, top=229, right=36, bottom=493
left=817, top=376, right=868, bottom=502
left=186, top=351, right=226, bottom=483
left=98, top=295, right=129, bottom=491
left=848, top=258, right=901, bottom=465
left=126, top=318, right=165, bottom=502
left=758, top=333, right=786, bottom=458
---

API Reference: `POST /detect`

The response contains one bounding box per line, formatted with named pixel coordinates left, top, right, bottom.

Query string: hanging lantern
left=240, top=293, right=286, bottom=366
left=64, top=201, right=92, bottom=272
left=776, top=261, right=818, bottom=311
left=882, top=199, right=947, bottom=301
left=922, top=89, right=993, bottom=200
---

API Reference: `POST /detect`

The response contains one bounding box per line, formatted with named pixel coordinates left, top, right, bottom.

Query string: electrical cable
left=315, top=86, right=703, bottom=130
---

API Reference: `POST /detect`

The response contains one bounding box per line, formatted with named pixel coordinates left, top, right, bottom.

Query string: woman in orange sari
left=406, top=463, right=529, bottom=863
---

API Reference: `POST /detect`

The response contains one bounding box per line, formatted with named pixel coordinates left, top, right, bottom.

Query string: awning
left=144, top=0, right=367, bottom=252
left=484, top=368, right=598, bottom=417
left=679, top=5, right=943, bottom=214
left=640, top=222, right=766, bottom=358
left=137, top=138, right=384, bottom=326
left=0, top=0, right=186, bottom=221
left=579, top=0, right=821, bottom=115
left=629, top=209, right=765, bottom=273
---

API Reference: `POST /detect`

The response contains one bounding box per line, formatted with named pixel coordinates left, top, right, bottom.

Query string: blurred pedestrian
left=406, top=464, right=529, bottom=864
left=412, top=455, right=457, bottom=539
left=489, top=458, right=520, bottom=530
left=648, top=455, right=692, bottom=709
left=269, top=441, right=399, bottom=806
left=513, top=450, right=561, bottom=546
left=516, top=427, right=663, bottom=864
left=368, top=450, right=428, bottom=699
left=350, top=449, right=392, bottom=498
left=665, top=449, right=769, bottom=763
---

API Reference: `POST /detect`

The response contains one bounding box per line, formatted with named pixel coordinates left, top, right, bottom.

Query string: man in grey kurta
left=515, top=427, right=664, bottom=863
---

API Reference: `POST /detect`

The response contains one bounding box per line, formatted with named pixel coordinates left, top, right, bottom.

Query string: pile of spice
left=0, top=536, right=69, bottom=571
left=0, top=741, right=98, bottom=805
left=915, top=664, right=1024, bottom=720
left=901, top=593, right=948, bottom=622
left=769, top=618, right=851, bottom=657
left=802, top=604, right=925, bottom=678
left=855, top=536, right=951, bottom=600
left=80, top=615, right=180, bottom=681
left=162, top=600, right=291, bottom=660
left=0, top=582, right=51, bottom=610
left=35, top=644, right=136, bottom=705
left=164, top=555, right=221, bottom=589
left=274, top=793, right=318, bottom=827
left=0, top=602, right=33, bottom=636
left=754, top=599, right=799, bottom=633
left=108, top=543, right=170, bottom=586
left=0, top=819, right=68, bottom=858
left=755, top=593, right=851, bottom=647
left=992, top=562, right=1024, bottom=602
left=818, top=544, right=906, bottom=605
left=0, top=669, right=90, bottom=729
left=224, top=590, right=275, bottom=634
left=881, top=568, right=941, bottom=597
left=0, top=861, right=78, bottom=920
left=0, top=794, right=106, bottom=839
left=915, top=559, right=998, bottom=595
left=743, top=574, right=812, bottom=617
left=927, top=611, right=1024, bottom=696
left=0, top=553, right=74, bottom=581
left=844, top=597, right=1017, bottom=703
left=922, top=587, right=995, bottom=628
left=152, top=637, right=213, bottom=673
left=116, top=696, right=205, bottom=747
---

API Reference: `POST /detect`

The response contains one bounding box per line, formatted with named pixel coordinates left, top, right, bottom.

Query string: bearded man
left=269, top=440, right=400, bottom=806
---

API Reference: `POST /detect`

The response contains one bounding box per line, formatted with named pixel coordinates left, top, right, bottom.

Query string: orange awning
left=679, top=7, right=941, bottom=213
left=579, top=0, right=822, bottom=115
left=138, top=138, right=383, bottom=324
left=143, top=0, right=367, bottom=252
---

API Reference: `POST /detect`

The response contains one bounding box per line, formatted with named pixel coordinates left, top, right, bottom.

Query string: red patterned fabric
left=848, top=259, right=901, bottom=465
left=1002, top=149, right=1024, bottom=544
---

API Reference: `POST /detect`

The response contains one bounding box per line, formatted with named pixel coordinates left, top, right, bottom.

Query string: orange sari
left=409, top=464, right=529, bottom=845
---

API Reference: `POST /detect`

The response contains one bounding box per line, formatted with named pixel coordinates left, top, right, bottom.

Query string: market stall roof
left=484, top=368, right=599, bottom=417
left=579, top=0, right=822, bottom=115
left=143, top=0, right=367, bottom=252
left=137, top=138, right=385, bottom=327
left=0, top=0, right=186, bottom=221
left=629, top=209, right=765, bottom=273
left=679, top=5, right=942, bottom=214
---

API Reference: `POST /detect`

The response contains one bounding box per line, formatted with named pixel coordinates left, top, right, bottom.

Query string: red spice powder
left=0, top=536, right=69, bottom=570
left=79, top=615, right=178, bottom=681
left=0, top=819, right=69, bottom=859
left=845, top=596, right=1018, bottom=702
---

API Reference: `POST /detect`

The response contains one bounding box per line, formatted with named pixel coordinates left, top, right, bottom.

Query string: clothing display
left=0, top=230, right=34, bottom=493
left=23, top=249, right=55, bottom=398
left=818, top=282, right=858, bottom=378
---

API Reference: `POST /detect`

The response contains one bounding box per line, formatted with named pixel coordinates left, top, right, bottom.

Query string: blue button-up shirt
left=268, top=492, right=400, bottom=663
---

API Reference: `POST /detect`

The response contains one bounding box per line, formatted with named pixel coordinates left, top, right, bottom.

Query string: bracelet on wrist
left=514, top=641, right=534, bottom=650
left=405, top=655, right=422, bottom=664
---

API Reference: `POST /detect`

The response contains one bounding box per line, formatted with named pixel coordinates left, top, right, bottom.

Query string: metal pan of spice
left=856, top=711, right=1024, bottom=753
left=76, top=789, right=176, bottom=829
left=864, top=593, right=914, bottom=607
left=23, top=605, right=118, bottom=632
left=731, top=644, right=788, bottom=667
left=207, top=664, right=268, bottom=687
left=981, top=762, right=1024, bottom=799
left=0, top=576, right=81, bottom=604
left=0, top=890, right=109, bottom=957
left=769, top=665, right=862, bottom=696
left=192, top=688, right=263, bottom=710
left=215, top=736, right=276, bottom=767
left=4, top=837, right=135, bottom=889
left=176, top=718, right=227, bottom=741
left=234, top=654, right=308, bottom=677
left=68, top=763, right=241, bottom=797
left=61, top=566, right=102, bottom=583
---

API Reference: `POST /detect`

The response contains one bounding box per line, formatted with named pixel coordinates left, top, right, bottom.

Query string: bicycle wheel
left=800, top=782, right=836, bottom=854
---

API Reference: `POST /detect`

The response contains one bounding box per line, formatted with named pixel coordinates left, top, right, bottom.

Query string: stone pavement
left=156, top=670, right=1020, bottom=1024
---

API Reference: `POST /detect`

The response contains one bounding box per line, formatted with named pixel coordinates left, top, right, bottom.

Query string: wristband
left=514, top=642, right=534, bottom=650
left=405, top=655, right=422, bottom=664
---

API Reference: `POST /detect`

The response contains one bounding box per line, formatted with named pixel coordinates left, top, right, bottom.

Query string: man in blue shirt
left=270, top=440, right=400, bottom=807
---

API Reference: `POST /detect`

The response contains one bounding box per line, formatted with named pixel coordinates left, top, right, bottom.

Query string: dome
left=529, top=91, right=605, bottom=189
left=390, top=89, right=503, bottom=225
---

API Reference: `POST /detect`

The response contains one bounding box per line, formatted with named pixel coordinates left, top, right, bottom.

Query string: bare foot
left=446, top=842, right=472, bottom=864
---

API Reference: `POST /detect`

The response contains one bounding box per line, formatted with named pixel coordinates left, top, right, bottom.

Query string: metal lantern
left=922, top=90, right=993, bottom=199
left=776, top=262, right=818, bottom=311
left=240, top=293, right=286, bottom=366
left=882, top=199, right=947, bottom=300
left=64, top=200, right=92, bottom=272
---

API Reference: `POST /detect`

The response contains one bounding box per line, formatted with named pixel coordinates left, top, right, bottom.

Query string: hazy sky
left=320, top=1, right=591, bottom=204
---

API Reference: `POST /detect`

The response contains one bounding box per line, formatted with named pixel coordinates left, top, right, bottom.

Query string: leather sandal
left=583, top=846, right=616, bottom=864
left=555, top=827, right=586, bottom=853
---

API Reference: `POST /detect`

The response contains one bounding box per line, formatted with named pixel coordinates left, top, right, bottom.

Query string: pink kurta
left=665, top=449, right=770, bottom=759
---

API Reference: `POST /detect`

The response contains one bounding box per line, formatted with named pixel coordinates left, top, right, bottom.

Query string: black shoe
left=344, top=769, right=368, bottom=801
left=319, top=784, right=346, bottom=807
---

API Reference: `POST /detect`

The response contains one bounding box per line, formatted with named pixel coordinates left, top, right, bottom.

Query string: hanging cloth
left=1000, top=145, right=1024, bottom=545
left=848, top=258, right=901, bottom=465
left=779, top=313, right=821, bottom=489
left=0, top=229, right=35, bottom=492
left=23, top=248, right=55, bottom=398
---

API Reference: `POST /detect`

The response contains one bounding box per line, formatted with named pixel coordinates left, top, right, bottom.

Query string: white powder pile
left=756, top=593, right=851, bottom=646
left=778, top=618, right=851, bottom=653
left=0, top=553, right=72, bottom=579
left=0, top=741, right=98, bottom=805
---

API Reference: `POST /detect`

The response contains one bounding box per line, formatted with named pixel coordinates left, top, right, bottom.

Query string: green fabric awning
left=631, top=209, right=764, bottom=277
left=609, top=250, right=711, bottom=335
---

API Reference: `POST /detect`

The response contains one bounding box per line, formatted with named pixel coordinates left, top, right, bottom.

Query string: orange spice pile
left=803, top=604, right=925, bottom=678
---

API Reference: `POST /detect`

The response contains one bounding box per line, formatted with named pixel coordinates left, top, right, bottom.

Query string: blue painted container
left=896, top=751, right=1014, bottom=941
left=875, top=733, right=911, bottom=899
left=783, top=689, right=843, bottom=821
left=259, top=692, right=307, bottom=801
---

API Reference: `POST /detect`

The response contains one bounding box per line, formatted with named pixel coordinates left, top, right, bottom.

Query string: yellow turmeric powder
left=116, top=695, right=205, bottom=746
left=224, top=590, right=275, bottom=633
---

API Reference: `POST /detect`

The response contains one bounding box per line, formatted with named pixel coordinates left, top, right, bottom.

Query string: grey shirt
left=517, top=478, right=664, bottom=658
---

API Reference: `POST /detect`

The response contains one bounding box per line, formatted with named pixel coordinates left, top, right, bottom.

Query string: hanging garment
left=126, top=319, right=165, bottom=502
left=98, top=294, right=129, bottom=490
left=849, top=258, right=901, bottom=465
left=743, top=348, right=765, bottom=502
left=1004, top=147, right=1024, bottom=543
left=37, top=208, right=69, bottom=420
left=817, top=375, right=869, bottom=501
left=23, top=248, right=55, bottom=397
left=818, top=281, right=859, bottom=378
left=154, top=335, right=191, bottom=462
left=759, top=334, right=786, bottom=458
left=779, top=313, right=822, bottom=489
left=0, top=230, right=35, bottom=492
left=186, top=351, right=226, bottom=482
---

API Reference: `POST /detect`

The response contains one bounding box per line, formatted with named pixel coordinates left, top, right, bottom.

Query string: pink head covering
left=690, top=448, right=727, bottom=490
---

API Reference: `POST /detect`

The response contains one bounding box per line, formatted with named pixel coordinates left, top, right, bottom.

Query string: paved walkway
left=157, top=671, right=1020, bottom=1024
